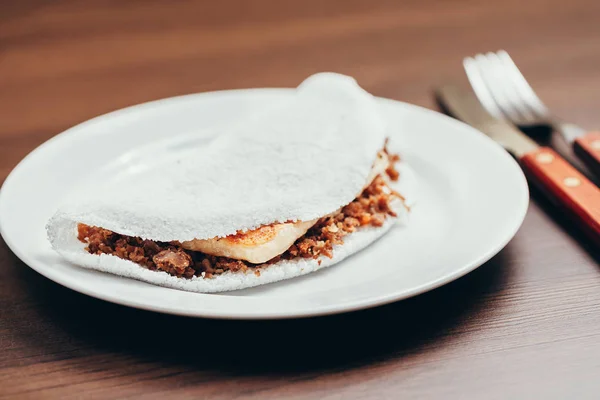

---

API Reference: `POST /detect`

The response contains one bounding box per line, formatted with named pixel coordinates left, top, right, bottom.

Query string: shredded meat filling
left=77, top=152, right=403, bottom=279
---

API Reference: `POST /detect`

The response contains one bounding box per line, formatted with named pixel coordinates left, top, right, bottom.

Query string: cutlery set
left=437, top=50, right=600, bottom=245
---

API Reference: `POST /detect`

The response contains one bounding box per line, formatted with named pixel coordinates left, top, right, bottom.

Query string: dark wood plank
left=1, top=0, right=600, bottom=398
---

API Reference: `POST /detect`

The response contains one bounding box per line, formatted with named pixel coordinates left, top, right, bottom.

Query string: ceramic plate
left=0, top=89, right=528, bottom=319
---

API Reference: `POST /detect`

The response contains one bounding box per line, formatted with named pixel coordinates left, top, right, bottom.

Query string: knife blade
left=436, top=84, right=600, bottom=245
left=436, top=84, right=538, bottom=157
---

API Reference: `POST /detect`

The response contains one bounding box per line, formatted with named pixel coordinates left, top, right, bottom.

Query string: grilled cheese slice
left=181, top=151, right=390, bottom=263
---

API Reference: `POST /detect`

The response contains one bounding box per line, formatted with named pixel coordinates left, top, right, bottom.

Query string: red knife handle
left=521, top=147, right=600, bottom=245
left=573, top=132, right=600, bottom=178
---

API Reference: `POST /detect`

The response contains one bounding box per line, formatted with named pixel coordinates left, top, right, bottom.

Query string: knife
left=436, top=84, right=600, bottom=245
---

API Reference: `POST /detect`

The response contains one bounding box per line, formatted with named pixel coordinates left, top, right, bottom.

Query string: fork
left=463, top=50, right=600, bottom=179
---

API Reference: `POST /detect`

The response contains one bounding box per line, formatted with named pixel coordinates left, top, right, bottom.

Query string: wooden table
left=2, top=1, right=600, bottom=398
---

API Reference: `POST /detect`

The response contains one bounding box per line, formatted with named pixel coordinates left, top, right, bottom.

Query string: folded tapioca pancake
left=46, top=72, right=417, bottom=293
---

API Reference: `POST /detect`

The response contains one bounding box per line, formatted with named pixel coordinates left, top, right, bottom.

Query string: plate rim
left=0, top=88, right=529, bottom=319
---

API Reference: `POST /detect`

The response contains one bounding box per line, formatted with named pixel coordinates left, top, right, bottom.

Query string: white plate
left=0, top=89, right=528, bottom=319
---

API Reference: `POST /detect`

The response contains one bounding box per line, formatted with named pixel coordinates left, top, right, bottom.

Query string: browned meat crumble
left=77, top=152, right=403, bottom=279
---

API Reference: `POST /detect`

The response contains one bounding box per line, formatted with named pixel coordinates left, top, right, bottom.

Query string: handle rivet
left=591, top=140, right=600, bottom=150
left=563, top=177, right=581, bottom=187
left=536, top=153, right=554, bottom=164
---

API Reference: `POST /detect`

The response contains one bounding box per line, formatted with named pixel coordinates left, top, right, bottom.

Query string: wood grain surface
left=1, top=1, right=600, bottom=398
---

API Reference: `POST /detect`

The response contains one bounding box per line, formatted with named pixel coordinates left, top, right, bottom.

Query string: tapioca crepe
left=47, top=72, right=417, bottom=293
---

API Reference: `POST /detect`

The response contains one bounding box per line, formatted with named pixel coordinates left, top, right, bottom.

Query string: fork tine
left=462, top=56, right=505, bottom=119
left=478, top=52, right=531, bottom=125
left=485, top=51, right=538, bottom=124
left=465, top=53, right=527, bottom=125
left=496, top=50, right=549, bottom=117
